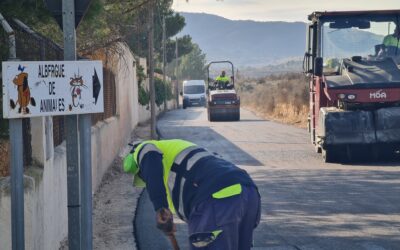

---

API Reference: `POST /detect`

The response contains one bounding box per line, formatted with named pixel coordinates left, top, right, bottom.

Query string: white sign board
left=2, top=61, right=104, bottom=118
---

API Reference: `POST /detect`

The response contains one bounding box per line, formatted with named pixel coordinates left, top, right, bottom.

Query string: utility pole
left=148, top=0, right=156, bottom=139
left=175, top=37, right=179, bottom=108
left=162, top=17, right=167, bottom=111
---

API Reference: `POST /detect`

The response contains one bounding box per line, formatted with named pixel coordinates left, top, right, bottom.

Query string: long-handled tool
left=168, top=233, right=180, bottom=250
left=157, top=208, right=180, bottom=250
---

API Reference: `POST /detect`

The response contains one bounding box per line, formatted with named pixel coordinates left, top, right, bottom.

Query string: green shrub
left=154, top=68, right=163, bottom=75
left=138, top=85, right=150, bottom=106
left=136, top=64, right=146, bottom=85
left=155, top=78, right=173, bottom=107
left=137, top=64, right=149, bottom=106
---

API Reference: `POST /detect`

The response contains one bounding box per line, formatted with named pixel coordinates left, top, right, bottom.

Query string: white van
left=181, top=80, right=206, bottom=109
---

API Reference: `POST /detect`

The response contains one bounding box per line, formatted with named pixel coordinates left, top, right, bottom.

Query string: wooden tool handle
left=168, top=234, right=180, bottom=250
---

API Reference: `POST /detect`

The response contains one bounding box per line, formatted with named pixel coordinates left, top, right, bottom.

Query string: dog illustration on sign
left=69, top=72, right=87, bottom=111
left=10, top=65, right=36, bottom=114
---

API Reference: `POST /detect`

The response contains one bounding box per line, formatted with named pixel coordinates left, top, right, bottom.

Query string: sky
left=172, top=0, right=400, bottom=22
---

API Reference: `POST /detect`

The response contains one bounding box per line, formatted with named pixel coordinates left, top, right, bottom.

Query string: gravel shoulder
left=92, top=124, right=151, bottom=250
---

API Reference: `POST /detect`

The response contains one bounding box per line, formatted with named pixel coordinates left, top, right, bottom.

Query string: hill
left=180, top=12, right=384, bottom=71
left=180, top=12, right=306, bottom=67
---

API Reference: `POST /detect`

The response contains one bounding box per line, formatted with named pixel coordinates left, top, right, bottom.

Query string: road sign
left=44, top=0, right=92, bottom=28
left=2, top=61, right=103, bottom=118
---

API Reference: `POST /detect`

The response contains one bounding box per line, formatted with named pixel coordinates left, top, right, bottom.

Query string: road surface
left=135, top=107, right=400, bottom=250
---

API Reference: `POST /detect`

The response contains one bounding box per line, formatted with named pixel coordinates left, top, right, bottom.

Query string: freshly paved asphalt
left=135, top=107, right=400, bottom=250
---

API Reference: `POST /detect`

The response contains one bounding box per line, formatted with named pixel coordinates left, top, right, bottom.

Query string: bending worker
left=123, top=139, right=260, bottom=249
left=215, top=70, right=231, bottom=89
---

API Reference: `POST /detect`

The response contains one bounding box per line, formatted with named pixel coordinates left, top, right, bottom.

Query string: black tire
left=372, top=144, right=398, bottom=162
left=323, top=145, right=348, bottom=163
left=322, top=148, right=335, bottom=163
left=371, top=145, right=380, bottom=162
left=322, top=146, right=341, bottom=163
left=208, top=109, right=214, bottom=121
left=235, top=109, right=240, bottom=121
left=346, top=145, right=368, bottom=163
left=220, top=113, right=228, bottom=121
left=230, top=112, right=236, bottom=121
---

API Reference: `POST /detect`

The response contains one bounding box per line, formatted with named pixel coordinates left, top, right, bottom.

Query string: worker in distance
left=380, top=22, right=400, bottom=57
left=215, top=70, right=233, bottom=89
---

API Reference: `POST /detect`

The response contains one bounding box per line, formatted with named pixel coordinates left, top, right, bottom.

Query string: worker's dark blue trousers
left=188, top=185, right=261, bottom=250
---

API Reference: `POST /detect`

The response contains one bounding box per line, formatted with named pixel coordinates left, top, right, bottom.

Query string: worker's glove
left=156, top=208, right=176, bottom=236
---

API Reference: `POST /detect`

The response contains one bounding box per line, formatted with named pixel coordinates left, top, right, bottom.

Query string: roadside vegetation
left=0, top=0, right=208, bottom=177
left=0, top=0, right=204, bottom=107
left=174, top=44, right=207, bottom=80
left=237, top=73, right=309, bottom=127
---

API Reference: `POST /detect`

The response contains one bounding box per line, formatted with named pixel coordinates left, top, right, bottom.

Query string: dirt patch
left=92, top=124, right=151, bottom=250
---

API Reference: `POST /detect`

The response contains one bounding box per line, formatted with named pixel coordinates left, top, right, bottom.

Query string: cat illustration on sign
left=69, top=72, right=87, bottom=111
left=10, top=65, right=36, bottom=114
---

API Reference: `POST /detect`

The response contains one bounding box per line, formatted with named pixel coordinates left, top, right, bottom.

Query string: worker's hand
left=156, top=208, right=176, bottom=236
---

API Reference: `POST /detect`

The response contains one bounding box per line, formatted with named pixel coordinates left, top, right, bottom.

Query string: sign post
left=46, top=0, right=94, bottom=249
left=0, top=12, right=25, bottom=250
left=9, top=119, right=24, bottom=250
left=2, top=1, right=97, bottom=249
left=2, top=59, right=103, bottom=250
left=61, top=1, right=81, bottom=248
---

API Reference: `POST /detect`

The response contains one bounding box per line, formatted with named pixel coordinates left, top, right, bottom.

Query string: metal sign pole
left=10, top=119, right=24, bottom=250
left=62, top=0, right=82, bottom=249
left=1, top=12, right=25, bottom=250
left=79, top=113, right=92, bottom=250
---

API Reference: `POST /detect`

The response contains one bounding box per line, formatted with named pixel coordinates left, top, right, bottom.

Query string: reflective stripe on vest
left=212, top=183, right=242, bottom=199
left=174, top=146, right=199, bottom=165
left=190, top=230, right=223, bottom=248
left=177, top=151, right=211, bottom=220
left=138, top=144, right=161, bottom=163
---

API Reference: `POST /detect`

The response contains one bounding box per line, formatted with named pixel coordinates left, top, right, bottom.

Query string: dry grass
left=237, top=73, right=309, bottom=128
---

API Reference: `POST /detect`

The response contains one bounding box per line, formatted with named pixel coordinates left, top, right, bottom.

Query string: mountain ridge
left=179, top=12, right=306, bottom=67
left=179, top=12, right=384, bottom=70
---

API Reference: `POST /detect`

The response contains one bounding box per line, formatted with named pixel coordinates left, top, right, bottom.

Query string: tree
left=0, top=1, right=62, bottom=43
left=165, top=35, right=194, bottom=63
left=177, top=43, right=207, bottom=80
left=0, top=0, right=195, bottom=61
left=128, top=5, right=189, bottom=59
